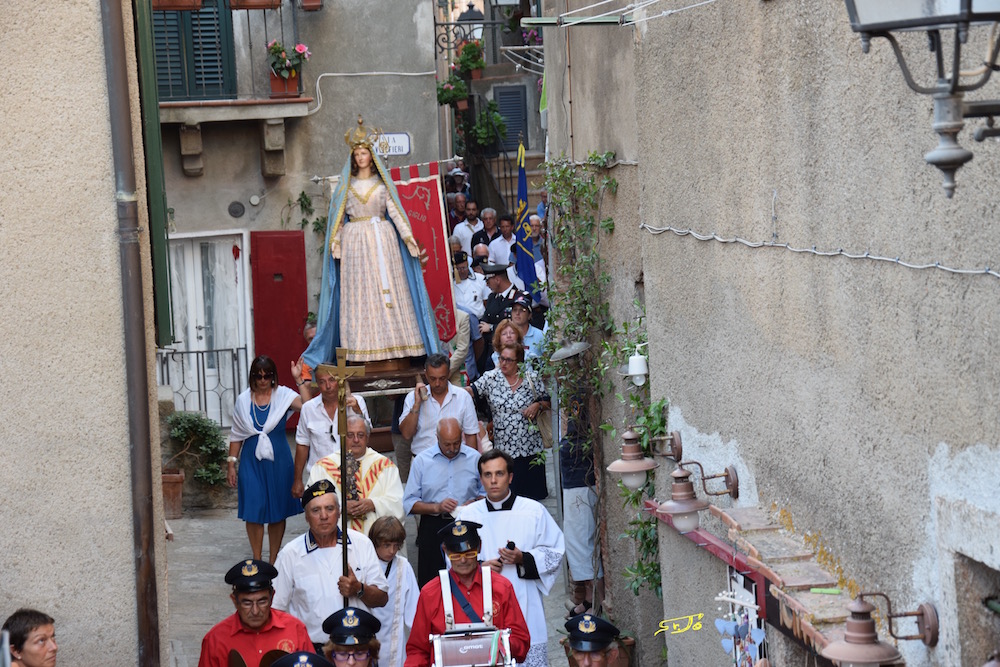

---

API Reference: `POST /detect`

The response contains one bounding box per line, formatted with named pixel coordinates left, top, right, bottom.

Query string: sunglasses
left=446, top=550, right=480, bottom=562
left=252, top=372, right=274, bottom=380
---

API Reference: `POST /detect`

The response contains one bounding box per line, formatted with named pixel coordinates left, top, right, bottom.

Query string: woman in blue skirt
left=228, top=355, right=311, bottom=562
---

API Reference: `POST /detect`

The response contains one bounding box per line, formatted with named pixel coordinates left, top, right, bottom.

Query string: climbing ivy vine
left=543, top=152, right=667, bottom=602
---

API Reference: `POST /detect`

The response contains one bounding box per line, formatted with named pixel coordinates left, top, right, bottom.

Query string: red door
left=250, top=231, right=309, bottom=427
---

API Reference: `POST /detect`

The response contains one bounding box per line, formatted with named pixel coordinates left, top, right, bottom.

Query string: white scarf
left=231, top=385, right=298, bottom=461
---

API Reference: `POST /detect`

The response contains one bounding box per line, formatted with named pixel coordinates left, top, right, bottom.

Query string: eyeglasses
left=498, top=357, right=518, bottom=365
left=344, top=432, right=366, bottom=441
left=332, top=650, right=370, bottom=663
left=252, top=372, right=274, bottom=380
left=446, top=550, right=480, bottom=562
left=237, top=597, right=272, bottom=610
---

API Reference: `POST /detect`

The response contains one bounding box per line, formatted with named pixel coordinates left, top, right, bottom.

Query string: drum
left=430, top=626, right=514, bottom=667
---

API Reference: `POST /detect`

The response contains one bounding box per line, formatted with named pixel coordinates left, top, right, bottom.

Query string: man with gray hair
left=471, top=207, right=500, bottom=248
left=272, top=479, right=389, bottom=647
left=307, top=413, right=404, bottom=536
left=402, top=417, right=484, bottom=585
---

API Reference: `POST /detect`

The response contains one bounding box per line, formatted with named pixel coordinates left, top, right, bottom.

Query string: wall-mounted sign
left=375, top=133, right=411, bottom=156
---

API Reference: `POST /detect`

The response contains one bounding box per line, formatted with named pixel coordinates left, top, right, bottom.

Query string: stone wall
left=0, top=0, right=166, bottom=663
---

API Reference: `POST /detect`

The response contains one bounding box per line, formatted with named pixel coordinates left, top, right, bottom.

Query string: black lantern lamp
left=457, top=2, right=484, bottom=40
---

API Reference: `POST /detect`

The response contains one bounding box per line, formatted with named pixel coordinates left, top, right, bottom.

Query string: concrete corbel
left=259, top=118, right=286, bottom=177
left=179, top=123, right=204, bottom=177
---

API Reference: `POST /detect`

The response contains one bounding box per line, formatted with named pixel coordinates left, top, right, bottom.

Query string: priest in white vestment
left=455, top=449, right=565, bottom=667
left=307, top=414, right=404, bottom=537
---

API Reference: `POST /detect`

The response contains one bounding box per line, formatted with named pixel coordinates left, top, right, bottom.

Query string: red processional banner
left=390, top=162, right=457, bottom=342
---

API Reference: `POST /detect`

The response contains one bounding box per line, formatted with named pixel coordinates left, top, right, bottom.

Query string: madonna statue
left=303, top=117, right=439, bottom=366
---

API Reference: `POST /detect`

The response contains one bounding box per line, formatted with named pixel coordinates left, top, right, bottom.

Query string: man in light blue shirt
left=403, top=417, right=484, bottom=586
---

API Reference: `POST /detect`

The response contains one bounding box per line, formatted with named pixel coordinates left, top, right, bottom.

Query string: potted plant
left=437, top=73, right=470, bottom=110
left=471, top=100, right=507, bottom=155
left=162, top=411, right=229, bottom=518
left=267, top=39, right=310, bottom=98
left=456, top=40, right=486, bottom=79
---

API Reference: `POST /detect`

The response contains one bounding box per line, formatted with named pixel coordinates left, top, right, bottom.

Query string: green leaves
left=166, top=411, right=228, bottom=486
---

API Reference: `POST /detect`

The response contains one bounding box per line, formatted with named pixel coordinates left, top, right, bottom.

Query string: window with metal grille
left=154, top=0, right=236, bottom=101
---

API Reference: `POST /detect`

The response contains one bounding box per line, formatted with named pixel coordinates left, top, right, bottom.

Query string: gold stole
left=317, top=454, right=394, bottom=531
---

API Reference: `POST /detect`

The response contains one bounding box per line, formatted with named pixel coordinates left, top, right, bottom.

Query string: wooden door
left=250, top=231, right=309, bottom=423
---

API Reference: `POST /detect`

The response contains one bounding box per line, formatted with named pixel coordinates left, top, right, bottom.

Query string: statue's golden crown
left=345, top=115, right=383, bottom=151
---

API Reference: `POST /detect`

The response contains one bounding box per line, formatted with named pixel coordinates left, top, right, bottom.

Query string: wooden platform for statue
left=344, top=362, right=426, bottom=454
left=360, top=358, right=411, bottom=374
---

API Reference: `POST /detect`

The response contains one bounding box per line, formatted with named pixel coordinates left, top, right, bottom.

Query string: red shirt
left=404, top=568, right=530, bottom=667
left=198, top=609, right=313, bottom=667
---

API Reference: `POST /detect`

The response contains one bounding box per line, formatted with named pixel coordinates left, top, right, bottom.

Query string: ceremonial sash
left=317, top=453, right=394, bottom=531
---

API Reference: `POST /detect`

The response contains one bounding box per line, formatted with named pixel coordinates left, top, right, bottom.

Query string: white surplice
left=371, top=553, right=419, bottom=667
left=457, top=494, right=565, bottom=656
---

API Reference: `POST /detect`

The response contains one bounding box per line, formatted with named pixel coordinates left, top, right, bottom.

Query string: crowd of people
left=3, top=147, right=613, bottom=667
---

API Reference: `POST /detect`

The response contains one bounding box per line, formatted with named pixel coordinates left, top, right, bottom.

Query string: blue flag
left=514, top=143, right=540, bottom=301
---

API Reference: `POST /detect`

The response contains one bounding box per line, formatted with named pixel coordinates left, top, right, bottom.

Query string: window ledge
left=159, top=97, right=314, bottom=124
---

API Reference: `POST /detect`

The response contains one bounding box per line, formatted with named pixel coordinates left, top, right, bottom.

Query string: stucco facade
left=545, top=1, right=1000, bottom=665
left=162, top=0, right=440, bottom=311
left=0, top=1, right=167, bottom=664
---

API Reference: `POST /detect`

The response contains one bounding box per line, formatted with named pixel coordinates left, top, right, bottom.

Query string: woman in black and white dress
left=469, top=342, right=551, bottom=500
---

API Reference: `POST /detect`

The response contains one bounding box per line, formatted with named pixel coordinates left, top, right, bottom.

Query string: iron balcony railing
left=157, top=346, right=249, bottom=427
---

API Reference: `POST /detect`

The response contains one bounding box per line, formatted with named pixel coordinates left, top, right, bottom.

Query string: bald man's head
left=436, top=417, right=463, bottom=459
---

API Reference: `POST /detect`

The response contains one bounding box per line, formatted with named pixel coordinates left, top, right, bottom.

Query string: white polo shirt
left=454, top=219, right=483, bottom=257
left=272, top=528, right=388, bottom=642
left=489, top=235, right=516, bottom=266
left=400, top=383, right=479, bottom=456
left=294, top=394, right=370, bottom=470
left=454, top=276, right=487, bottom=319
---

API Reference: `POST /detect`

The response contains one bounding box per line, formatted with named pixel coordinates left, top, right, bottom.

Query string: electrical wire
left=559, top=0, right=619, bottom=18
left=307, top=70, right=436, bottom=116
left=638, top=222, right=1000, bottom=280
left=623, top=0, right=718, bottom=26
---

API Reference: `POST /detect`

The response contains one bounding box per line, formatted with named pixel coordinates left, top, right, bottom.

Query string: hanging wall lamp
left=656, top=460, right=739, bottom=533
left=843, top=1, right=1000, bottom=197
left=606, top=429, right=683, bottom=491
left=618, top=342, right=649, bottom=387
left=606, top=429, right=658, bottom=490
left=821, top=592, right=939, bottom=666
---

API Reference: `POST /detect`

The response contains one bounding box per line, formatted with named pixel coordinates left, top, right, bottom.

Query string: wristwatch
left=358, top=582, right=365, bottom=598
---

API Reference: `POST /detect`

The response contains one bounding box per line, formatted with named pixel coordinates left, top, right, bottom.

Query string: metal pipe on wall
left=100, top=0, right=161, bottom=663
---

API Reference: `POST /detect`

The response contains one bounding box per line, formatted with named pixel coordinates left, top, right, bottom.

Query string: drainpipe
left=100, top=0, right=161, bottom=664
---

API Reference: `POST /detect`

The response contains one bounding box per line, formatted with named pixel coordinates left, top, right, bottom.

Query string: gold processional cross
left=331, top=347, right=365, bottom=606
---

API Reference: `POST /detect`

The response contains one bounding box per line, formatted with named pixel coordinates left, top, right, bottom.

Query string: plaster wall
left=542, top=0, right=639, bottom=162
left=165, top=0, right=440, bottom=318
left=0, top=1, right=165, bottom=664
left=545, top=0, right=1000, bottom=665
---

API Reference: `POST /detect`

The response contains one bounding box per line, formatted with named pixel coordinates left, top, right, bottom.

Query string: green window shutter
left=153, top=0, right=235, bottom=101
left=189, top=1, right=235, bottom=99
left=153, top=11, right=186, bottom=100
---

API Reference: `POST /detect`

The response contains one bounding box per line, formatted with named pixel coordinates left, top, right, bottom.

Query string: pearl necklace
left=251, top=393, right=271, bottom=430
